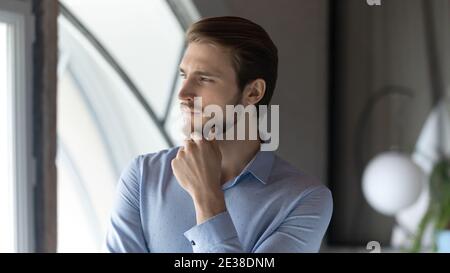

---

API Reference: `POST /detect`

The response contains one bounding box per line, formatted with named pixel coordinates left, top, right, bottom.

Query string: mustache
left=180, top=102, right=202, bottom=113
left=180, top=102, right=194, bottom=109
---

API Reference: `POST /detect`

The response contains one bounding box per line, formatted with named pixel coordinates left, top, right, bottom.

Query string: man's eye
left=179, top=73, right=186, bottom=79
left=200, top=77, right=213, bottom=82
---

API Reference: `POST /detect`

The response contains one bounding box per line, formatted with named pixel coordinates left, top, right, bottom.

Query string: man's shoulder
left=270, top=153, right=329, bottom=194
left=121, top=146, right=180, bottom=175
left=136, top=146, right=180, bottom=166
left=263, top=154, right=333, bottom=216
left=124, top=146, right=180, bottom=185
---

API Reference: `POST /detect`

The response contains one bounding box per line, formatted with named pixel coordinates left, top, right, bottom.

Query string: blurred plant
left=411, top=158, right=450, bottom=252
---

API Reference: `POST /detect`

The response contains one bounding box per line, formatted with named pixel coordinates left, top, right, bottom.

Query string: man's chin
left=181, top=123, right=232, bottom=141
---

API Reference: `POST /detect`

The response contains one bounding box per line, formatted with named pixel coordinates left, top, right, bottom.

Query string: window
left=0, top=0, right=35, bottom=253
left=0, top=21, right=14, bottom=253
left=57, top=0, right=198, bottom=252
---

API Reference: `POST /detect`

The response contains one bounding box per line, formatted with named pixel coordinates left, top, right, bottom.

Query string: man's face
left=178, top=42, right=242, bottom=137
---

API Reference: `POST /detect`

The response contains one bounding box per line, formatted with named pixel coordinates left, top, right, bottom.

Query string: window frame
left=0, top=0, right=36, bottom=253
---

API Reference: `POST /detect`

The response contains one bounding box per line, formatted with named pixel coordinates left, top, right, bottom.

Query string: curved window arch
left=57, top=0, right=197, bottom=252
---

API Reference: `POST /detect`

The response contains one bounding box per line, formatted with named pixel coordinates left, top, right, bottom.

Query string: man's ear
left=243, top=79, right=266, bottom=106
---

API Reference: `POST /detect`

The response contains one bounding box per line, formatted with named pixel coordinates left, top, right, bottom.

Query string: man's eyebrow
left=179, top=67, right=221, bottom=77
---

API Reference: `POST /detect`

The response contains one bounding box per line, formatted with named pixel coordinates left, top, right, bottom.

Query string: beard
left=180, top=94, right=243, bottom=140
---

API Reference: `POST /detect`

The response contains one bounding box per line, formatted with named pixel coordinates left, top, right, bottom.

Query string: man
left=106, top=16, right=332, bottom=253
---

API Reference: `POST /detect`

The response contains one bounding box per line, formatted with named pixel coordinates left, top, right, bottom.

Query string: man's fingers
left=186, top=126, right=220, bottom=158
left=190, top=131, right=204, bottom=145
left=183, top=139, right=195, bottom=152
left=176, top=146, right=184, bottom=157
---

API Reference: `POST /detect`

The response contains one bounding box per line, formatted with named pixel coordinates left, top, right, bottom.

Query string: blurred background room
left=1, top=0, right=450, bottom=253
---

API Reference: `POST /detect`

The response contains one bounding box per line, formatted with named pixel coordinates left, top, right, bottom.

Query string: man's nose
left=178, top=80, right=197, bottom=101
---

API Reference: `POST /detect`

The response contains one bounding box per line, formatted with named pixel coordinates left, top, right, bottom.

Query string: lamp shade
left=362, top=151, right=424, bottom=216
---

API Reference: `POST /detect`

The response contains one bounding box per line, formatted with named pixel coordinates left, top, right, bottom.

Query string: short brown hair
left=186, top=16, right=278, bottom=105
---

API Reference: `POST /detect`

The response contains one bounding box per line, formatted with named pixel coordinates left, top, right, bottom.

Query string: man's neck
left=217, top=139, right=261, bottom=185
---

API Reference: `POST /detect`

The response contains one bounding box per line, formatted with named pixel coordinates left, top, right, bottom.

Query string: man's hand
left=171, top=135, right=226, bottom=224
